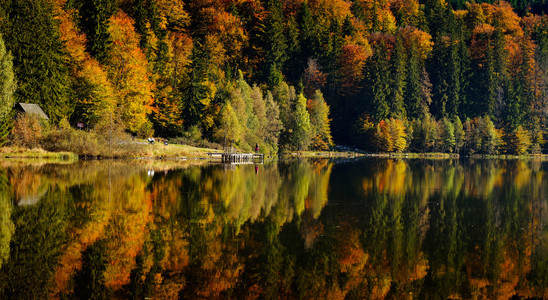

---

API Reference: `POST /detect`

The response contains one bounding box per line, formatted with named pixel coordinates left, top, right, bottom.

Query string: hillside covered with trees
left=0, top=0, right=547, bottom=154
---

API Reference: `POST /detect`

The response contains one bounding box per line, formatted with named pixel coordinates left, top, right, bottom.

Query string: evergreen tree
left=297, top=2, right=319, bottom=68
left=390, top=33, right=407, bottom=118
left=79, top=0, right=117, bottom=61
left=428, top=37, right=449, bottom=118
left=182, top=45, right=216, bottom=130
left=446, top=40, right=461, bottom=118
left=406, top=44, right=423, bottom=118
left=424, top=0, right=448, bottom=39
left=483, top=38, right=498, bottom=119
left=7, top=0, right=73, bottom=121
left=131, top=0, right=168, bottom=75
left=366, top=41, right=391, bottom=121
left=264, top=0, right=287, bottom=81
left=0, top=33, right=16, bottom=120
left=284, top=15, right=302, bottom=83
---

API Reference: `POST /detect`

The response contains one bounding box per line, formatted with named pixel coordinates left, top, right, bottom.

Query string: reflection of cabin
left=14, top=103, right=49, bottom=120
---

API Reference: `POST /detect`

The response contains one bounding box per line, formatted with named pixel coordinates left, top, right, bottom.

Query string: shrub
left=10, top=113, right=43, bottom=148
left=42, top=126, right=100, bottom=156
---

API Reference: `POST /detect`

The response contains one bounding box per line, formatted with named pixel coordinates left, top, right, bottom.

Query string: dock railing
left=207, top=152, right=264, bottom=164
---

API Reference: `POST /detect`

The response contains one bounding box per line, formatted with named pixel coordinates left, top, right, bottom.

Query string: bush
left=42, top=126, right=100, bottom=156
left=10, top=113, right=43, bottom=148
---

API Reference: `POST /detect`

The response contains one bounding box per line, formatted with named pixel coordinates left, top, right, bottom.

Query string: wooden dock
left=208, top=152, right=264, bottom=164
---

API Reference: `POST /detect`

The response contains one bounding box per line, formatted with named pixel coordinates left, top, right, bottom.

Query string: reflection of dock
left=207, top=152, right=264, bottom=164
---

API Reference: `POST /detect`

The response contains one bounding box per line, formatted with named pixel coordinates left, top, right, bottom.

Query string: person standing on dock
left=255, top=143, right=259, bottom=153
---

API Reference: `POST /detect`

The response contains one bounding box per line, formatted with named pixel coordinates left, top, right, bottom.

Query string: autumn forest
left=0, top=0, right=548, bottom=154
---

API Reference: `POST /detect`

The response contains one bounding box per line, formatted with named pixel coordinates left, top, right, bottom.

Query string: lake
left=0, top=158, right=546, bottom=299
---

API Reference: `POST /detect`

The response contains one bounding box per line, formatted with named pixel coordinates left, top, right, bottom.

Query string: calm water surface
left=0, top=158, right=547, bottom=299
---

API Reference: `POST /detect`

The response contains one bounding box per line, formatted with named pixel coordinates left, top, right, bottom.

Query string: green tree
left=215, top=102, right=242, bottom=146
left=0, top=33, right=16, bottom=120
left=7, top=0, right=73, bottom=121
left=390, top=33, right=407, bottom=118
left=79, top=0, right=117, bottom=61
left=182, top=44, right=217, bottom=130
left=0, top=170, right=13, bottom=270
left=479, top=116, right=501, bottom=154
left=441, top=117, right=456, bottom=152
left=366, top=41, right=391, bottom=121
left=263, top=0, right=287, bottom=83
left=264, top=91, right=283, bottom=153
left=406, top=44, right=423, bottom=119
left=292, top=93, right=312, bottom=150
left=309, top=90, right=333, bottom=150
left=453, top=116, right=465, bottom=153
left=272, top=82, right=297, bottom=150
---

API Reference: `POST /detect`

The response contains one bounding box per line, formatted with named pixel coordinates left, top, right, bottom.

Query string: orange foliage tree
left=107, top=11, right=155, bottom=136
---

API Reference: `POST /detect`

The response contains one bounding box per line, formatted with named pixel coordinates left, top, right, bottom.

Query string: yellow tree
left=54, top=0, right=115, bottom=126
left=107, top=11, right=155, bottom=135
left=352, top=0, right=397, bottom=33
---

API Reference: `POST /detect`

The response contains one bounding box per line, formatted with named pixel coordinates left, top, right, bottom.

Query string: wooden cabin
left=14, top=103, right=49, bottom=120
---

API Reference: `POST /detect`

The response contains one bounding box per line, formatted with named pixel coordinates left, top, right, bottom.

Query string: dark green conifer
left=390, top=33, right=407, bottom=118
left=366, top=41, right=391, bottom=121
left=79, top=0, right=117, bottom=61
left=7, top=0, right=73, bottom=121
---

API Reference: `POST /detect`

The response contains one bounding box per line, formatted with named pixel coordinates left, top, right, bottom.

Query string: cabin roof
left=14, top=103, right=49, bottom=120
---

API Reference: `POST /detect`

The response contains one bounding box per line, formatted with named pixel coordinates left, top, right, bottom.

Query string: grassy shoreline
left=1, top=145, right=547, bottom=162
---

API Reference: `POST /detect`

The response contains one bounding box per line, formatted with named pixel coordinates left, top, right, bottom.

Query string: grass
left=122, top=142, right=222, bottom=159
left=283, top=150, right=365, bottom=158
left=0, top=142, right=223, bottom=161
left=0, top=146, right=78, bottom=161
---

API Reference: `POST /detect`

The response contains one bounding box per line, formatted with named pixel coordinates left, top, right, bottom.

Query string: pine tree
left=7, top=0, right=73, bottom=121
left=446, top=39, right=461, bottom=118
left=79, top=0, right=117, bottom=61
left=484, top=39, right=498, bottom=119
left=284, top=15, right=302, bottom=83
left=366, top=41, right=391, bottom=121
left=0, top=33, right=16, bottom=120
left=297, top=2, right=319, bottom=67
left=264, top=0, right=287, bottom=78
left=390, top=33, right=407, bottom=118
left=406, top=44, right=422, bottom=119
left=428, top=37, right=449, bottom=118
left=182, top=44, right=217, bottom=130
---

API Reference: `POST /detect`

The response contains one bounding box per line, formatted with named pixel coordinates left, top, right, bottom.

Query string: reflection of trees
left=0, top=169, right=13, bottom=270
left=0, top=189, right=68, bottom=299
left=0, top=158, right=547, bottom=298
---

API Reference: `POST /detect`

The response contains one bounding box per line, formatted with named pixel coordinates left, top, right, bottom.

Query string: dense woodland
left=0, top=0, right=548, bottom=154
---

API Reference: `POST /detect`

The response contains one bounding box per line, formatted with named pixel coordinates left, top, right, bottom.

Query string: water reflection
left=0, top=158, right=546, bottom=298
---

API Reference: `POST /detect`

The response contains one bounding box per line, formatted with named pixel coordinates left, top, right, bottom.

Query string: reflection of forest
left=0, top=159, right=546, bottom=298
